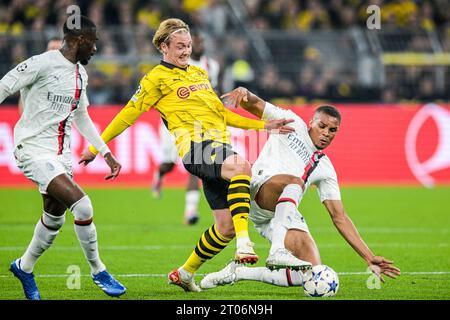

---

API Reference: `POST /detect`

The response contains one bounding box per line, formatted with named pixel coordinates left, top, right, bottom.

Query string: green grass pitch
left=0, top=186, right=449, bottom=300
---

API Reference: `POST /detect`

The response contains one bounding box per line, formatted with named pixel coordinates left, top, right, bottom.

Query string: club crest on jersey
left=16, top=63, right=28, bottom=72
left=176, top=83, right=211, bottom=99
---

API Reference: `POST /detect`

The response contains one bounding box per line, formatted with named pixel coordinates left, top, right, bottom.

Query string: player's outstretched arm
left=323, top=199, right=401, bottom=282
left=221, top=87, right=265, bottom=118
left=222, top=87, right=295, bottom=134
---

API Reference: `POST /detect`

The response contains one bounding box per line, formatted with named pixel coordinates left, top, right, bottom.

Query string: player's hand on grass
left=368, top=255, right=401, bottom=282
left=79, top=148, right=97, bottom=166
left=264, top=118, right=295, bottom=134
left=103, top=152, right=121, bottom=180
left=220, top=87, right=249, bottom=108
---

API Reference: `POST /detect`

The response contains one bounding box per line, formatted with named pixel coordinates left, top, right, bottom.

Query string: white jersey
left=252, top=102, right=341, bottom=202
left=0, top=50, right=108, bottom=156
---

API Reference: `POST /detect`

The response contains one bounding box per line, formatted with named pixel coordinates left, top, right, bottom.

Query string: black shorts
left=182, top=140, right=237, bottom=210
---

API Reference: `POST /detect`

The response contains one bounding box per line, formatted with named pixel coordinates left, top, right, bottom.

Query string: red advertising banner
left=1, top=103, right=449, bottom=187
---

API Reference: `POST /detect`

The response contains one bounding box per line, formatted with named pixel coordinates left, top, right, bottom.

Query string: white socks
left=19, top=212, right=65, bottom=273
left=236, top=267, right=303, bottom=287
left=74, top=222, right=105, bottom=275
left=71, top=196, right=106, bottom=276
left=184, top=190, right=200, bottom=217
left=269, top=184, right=303, bottom=255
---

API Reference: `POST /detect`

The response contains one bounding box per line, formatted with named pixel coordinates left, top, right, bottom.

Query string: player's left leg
left=168, top=208, right=234, bottom=292
left=200, top=260, right=304, bottom=289
left=201, top=230, right=321, bottom=290
left=285, top=228, right=321, bottom=266
left=47, top=174, right=126, bottom=297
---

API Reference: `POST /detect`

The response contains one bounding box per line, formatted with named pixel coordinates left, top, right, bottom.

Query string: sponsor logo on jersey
left=176, top=83, right=211, bottom=99
left=286, top=133, right=311, bottom=165
left=47, top=92, right=78, bottom=113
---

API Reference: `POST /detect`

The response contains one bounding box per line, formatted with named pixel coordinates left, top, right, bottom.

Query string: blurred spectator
left=88, top=72, right=112, bottom=105
left=0, top=0, right=448, bottom=105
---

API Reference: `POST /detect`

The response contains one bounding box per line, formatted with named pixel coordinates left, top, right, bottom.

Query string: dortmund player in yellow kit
left=79, top=18, right=294, bottom=292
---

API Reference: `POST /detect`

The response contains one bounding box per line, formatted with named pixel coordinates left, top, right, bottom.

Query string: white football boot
left=168, top=267, right=201, bottom=292
left=200, top=260, right=243, bottom=290
left=266, top=248, right=312, bottom=271
left=235, top=241, right=259, bottom=264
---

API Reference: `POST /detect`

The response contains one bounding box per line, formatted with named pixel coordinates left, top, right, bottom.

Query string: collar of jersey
left=160, top=60, right=188, bottom=71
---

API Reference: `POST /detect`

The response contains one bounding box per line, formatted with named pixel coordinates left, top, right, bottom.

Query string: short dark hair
left=315, top=105, right=341, bottom=123
left=63, top=15, right=96, bottom=36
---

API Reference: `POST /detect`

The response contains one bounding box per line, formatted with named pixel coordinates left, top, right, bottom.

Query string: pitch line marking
left=0, top=271, right=449, bottom=279
left=0, top=242, right=449, bottom=252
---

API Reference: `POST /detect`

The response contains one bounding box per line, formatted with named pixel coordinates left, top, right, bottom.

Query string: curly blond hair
left=152, top=18, right=190, bottom=51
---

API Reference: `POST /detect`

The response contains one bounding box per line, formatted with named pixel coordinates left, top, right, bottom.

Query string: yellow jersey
left=90, top=61, right=265, bottom=158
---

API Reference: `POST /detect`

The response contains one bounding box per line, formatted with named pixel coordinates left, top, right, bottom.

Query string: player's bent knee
left=41, top=211, right=66, bottom=230
left=232, top=160, right=251, bottom=176
left=286, top=176, right=304, bottom=189
left=70, top=195, right=93, bottom=224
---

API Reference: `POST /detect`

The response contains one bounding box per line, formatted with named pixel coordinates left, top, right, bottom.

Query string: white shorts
left=14, top=146, right=73, bottom=194
left=249, top=173, right=309, bottom=242
left=159, top=122, right=179, bottom=163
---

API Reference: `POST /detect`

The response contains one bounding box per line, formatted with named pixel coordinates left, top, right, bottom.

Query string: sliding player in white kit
left=152, top=29, right=221, bottom=225
left=200, top=87, right=401, bottom=289
left=0, top=16, right=126, bottom=299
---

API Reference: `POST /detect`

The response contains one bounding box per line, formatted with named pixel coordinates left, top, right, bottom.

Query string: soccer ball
left=302, top=265, right=339, bottom=297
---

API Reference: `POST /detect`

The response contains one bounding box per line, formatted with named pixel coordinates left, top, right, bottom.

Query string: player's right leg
left=10, top=152, right=69, bottom=299
left=253, top=175, right=311, bottom=270
left=10, top=194, right=66, bottom=300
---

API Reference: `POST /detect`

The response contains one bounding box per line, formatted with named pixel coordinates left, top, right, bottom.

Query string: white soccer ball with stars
left=302, top=265, right=339, bottom=297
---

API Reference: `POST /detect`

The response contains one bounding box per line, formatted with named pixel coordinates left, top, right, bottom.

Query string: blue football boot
left=92, top=270, right=126, bottom=297
left=9, top=260, right=41, bottom=300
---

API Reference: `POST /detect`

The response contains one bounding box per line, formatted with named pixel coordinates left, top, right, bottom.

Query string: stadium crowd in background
left=0, top=0, right=449, bottom=105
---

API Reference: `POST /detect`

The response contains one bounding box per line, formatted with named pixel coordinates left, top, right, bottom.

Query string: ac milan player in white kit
left=0, top=16, right=126, bottom=299
left=200, top=87, right=401, bottom=290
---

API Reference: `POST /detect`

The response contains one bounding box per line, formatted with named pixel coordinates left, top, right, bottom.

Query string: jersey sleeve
left=262, top=102, right=307, bottom=130
left=88, top=73, right=160, bottom=155
left=79, top=90, right=90, bottom=110
left=129, top=73, right=162, bottom=112
left=224, top=108, right=265, bottom=130
left=262, top=102, right=293, bottom=121
left=73, top=98, right=110, bottom=157
left=0, top=55, right=43, bottom=103
left=314, top=159, right=341, bottom=202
